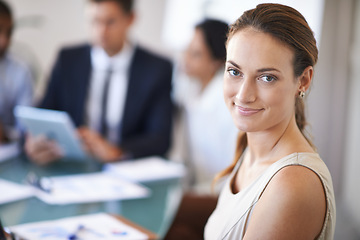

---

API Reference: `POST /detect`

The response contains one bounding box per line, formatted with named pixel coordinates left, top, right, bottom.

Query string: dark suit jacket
left=40, top=44, right=173, bottom=159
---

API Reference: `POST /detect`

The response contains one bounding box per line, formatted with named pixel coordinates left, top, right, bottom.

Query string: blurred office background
left=6, top=0, right=360, bottom=239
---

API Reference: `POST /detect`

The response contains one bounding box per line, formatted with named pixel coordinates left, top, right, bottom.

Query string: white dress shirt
left=86, top=43, right=135, bottom=144
left=173, top=69, right=238, bottom=194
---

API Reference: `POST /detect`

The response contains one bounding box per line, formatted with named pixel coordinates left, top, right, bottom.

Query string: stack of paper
left=32, top=172, right=150, bottom=205
left=0, top=179, right=34, bottom=204
left=10, top=213, right=150, bottom=240
left=103, top=156, right=186, bottom=182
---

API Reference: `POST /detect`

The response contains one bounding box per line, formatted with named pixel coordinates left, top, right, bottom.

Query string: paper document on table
left=0, top=179, right=34, bottom=204
left=103, top=156, right=186, bottom=182
left=10, top=213, right=150, bottom=240
left=32, top=172, right=150, bottom=205
left=0, top=142, right=19, bottom=162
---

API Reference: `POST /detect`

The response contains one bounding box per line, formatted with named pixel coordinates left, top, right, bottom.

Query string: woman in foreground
left=205, top=3, right=336, bottom=240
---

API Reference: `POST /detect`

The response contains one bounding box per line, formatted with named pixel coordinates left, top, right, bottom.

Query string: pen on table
left=67, top=224, right=105, bottom=239
left=68, top=225, right=85, bottom=240
left=26, top=172, right=52, bottom=193
left=112, top=230, right=128, bottom=236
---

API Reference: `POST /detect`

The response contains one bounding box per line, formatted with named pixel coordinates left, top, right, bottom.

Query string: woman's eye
left=258, top=75, right=277, bottom=83
left=227, top=69, right=241, bottom=77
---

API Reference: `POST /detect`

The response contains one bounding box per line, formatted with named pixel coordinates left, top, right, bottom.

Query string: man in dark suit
left=25, top=0, right=173, bottom=164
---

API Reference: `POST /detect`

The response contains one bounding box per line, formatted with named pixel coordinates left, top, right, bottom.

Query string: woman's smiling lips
left=234, top=103, right=263, bottom=116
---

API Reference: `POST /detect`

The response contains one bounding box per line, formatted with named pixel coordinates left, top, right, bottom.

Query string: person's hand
left=24, top=134, right=64, bottom=165
left=77, top=127, right=123, bottom=163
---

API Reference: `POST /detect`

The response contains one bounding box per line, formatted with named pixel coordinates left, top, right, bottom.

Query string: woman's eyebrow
left=226, top=60, right=240, bottom=69
left=226, top=61, right=280, bottom=72
left=257, top=68, right=280, bottom=73
left=226, top=61, right=281, bottom=74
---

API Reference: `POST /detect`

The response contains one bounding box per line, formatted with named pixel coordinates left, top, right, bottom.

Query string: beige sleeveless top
left=204, top=152, right=336, bottom=240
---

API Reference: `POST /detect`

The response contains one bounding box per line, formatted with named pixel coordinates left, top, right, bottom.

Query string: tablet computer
left=14, top=106, right=86, bottom=159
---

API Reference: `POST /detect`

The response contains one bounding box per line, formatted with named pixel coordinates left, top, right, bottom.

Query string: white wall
left=9, top=0, right=88, bottom=95
left=307, top=0, right=354, bottom=197
left=163, top=0, right=325, bottom=51
left=343, top=0, right=360, bottom=229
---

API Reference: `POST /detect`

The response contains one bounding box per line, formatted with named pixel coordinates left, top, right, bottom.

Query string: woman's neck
left=245, top=115, right=312, bottom=165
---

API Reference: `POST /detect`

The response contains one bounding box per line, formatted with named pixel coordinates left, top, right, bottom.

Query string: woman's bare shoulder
left=243, top=165, right=326, bottom=240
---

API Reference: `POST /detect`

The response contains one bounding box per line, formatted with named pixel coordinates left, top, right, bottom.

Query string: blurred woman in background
left=167, top=19, right=237, bottom=239
left=173, top=18, right=237, bottom=195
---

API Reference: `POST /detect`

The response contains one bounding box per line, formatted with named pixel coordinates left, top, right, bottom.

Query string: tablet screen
left=14, top=106, right=86, bottom=159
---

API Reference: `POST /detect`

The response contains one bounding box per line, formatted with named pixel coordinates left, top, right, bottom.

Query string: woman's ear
left=298, top=66, right=313, bottom=92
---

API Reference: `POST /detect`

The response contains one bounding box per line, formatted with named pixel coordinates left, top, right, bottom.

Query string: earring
left=299, top=91, right=305, bottom=98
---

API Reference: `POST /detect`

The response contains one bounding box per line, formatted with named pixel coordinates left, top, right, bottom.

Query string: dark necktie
left=99, top=67, right=112, bottom=137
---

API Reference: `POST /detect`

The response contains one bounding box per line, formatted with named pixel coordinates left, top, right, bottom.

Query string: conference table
left=0, top=154, right=184, bottom=239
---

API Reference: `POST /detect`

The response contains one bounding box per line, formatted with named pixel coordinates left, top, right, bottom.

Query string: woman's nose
left=235, top=77, right=256, bottom=103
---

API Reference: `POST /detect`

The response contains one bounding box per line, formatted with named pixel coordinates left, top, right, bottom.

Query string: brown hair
left=89, top=0, right=134, bottom=14
left=195, top=19, right=229, bottom=62
left=214, top=3, right=318, bottom=183
left=0, top=0, right=12, bottom=19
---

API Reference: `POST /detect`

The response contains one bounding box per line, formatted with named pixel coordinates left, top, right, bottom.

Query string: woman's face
left=224, top=28, right=300, bottom=133
left=183, top=29, right=220, bottom=82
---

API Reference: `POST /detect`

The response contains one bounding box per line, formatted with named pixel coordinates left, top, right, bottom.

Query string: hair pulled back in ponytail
left=214, top=3, right=318, bottom=184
